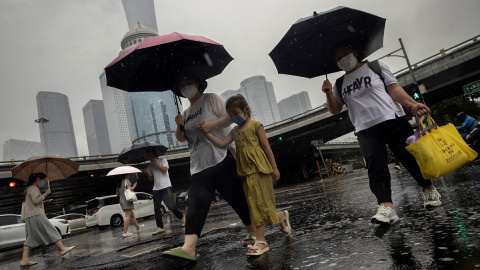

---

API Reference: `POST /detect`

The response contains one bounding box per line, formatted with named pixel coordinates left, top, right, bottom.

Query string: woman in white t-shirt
left=162, top=73, right=254, bottom=262
left=321, top=44, right=442, bottom=225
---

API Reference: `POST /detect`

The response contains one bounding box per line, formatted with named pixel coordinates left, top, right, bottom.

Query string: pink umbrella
left=106, top=166, right=142, bottom=176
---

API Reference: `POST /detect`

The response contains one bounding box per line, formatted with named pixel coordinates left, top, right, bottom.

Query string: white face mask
left=180, top=85, right=198, bottom=99
left=337, top=53, right=357, bottom=72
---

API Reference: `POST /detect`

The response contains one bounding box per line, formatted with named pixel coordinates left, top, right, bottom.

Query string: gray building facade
left=3, top=139, right=43, bottom=162
left=278, top=91, right=312, bottom=120
left=36, top=91, right=78, bottom=157
left=82, top=100, right=112, bottom=156
left=221, top=76, right=281, bottom=126
left=126, top=92, right=181, bottom=148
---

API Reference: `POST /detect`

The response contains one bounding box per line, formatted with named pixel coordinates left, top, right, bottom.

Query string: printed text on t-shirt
left=342, top=76, right=372, bottom=101
left=185, top=108, right=202, bottom=124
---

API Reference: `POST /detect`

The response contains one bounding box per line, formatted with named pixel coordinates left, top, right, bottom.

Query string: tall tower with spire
left=99, top=0, right=182, bottom=154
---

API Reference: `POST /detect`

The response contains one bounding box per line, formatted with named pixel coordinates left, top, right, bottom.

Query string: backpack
left=334, top=60, right=387, bottom=105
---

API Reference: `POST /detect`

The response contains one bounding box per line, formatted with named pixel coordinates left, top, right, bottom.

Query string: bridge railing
left=393, top=34, right=480, bottom=77
left=263, top=103, right=329, bottom=130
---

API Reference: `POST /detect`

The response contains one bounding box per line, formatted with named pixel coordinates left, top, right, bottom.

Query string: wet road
left=1, top=162, right=479, bottom=269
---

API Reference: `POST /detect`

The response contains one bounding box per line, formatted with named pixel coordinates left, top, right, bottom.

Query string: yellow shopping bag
left=406, top=114, right=478, bottom=179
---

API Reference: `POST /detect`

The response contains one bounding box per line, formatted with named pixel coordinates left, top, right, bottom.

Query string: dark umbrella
left=104, top=32, right=233, bottom=106
left=269, top=6, right=386, bottom=79
left=117, top=142, right=168, bottom=164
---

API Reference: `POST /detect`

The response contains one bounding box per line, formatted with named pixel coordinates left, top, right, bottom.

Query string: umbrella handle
left=174, top=94, right=185, bottom=132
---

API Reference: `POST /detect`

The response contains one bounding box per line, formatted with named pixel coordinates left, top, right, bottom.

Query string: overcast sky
left=1, top=0, right=479, bottom=158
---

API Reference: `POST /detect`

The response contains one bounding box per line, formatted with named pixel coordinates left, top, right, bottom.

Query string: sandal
left=243, top=232, right=256, bottom=246
left=162, top=247, right=196, bottom=262
left=279, top=210, right=291, bottom=236
left=246, top=240, right=270, bottom=256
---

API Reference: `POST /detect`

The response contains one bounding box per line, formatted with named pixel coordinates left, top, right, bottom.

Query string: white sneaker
left=122, top=232, right=133, bottom=238
left=423, top=187, right=442, bottom=207
left=181, top=215, right=186, bottom=227
left=371, top=204, right=399, bottom=224
left=152, top=227, right=165, bottom=235
left=137, top=224, right=145, bottom=233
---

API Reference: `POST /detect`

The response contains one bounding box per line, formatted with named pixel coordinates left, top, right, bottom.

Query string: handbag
left=21, top=202, right=26, bottom=222
left=124, top=180, right=137, bottom=202
left=406, top=114, right=478, bottom=179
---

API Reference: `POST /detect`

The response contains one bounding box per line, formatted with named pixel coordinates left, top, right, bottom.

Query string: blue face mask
left=38, top=181, right=45, bottom=188
left=232, top=113, right=246, bottom=126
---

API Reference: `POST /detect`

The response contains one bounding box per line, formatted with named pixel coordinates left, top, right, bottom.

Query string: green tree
left=430, top=95, right=480, bottom=125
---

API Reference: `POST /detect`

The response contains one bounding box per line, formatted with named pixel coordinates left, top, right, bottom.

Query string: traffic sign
left=311, top=139, right=324, bottom=147
left=463, top=80, right=480, bottom=95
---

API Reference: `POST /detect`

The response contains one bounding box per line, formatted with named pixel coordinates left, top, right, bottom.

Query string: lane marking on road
left=121, top=244, right=168, bottom=258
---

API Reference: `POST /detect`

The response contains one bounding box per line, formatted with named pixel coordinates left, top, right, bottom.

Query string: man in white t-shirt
left=144, top=148, right=185, bottom=235
left=321, top=44, right=442, bottom=225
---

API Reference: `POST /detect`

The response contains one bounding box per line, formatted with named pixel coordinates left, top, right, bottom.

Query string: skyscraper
left=100, top=72, right=132, bottom=154
left=277, top=91, right=312, bottom=120
left=100, top=1, right=182, bottom=153
left=36, top=91, right=78, bottom=157
left=221, top=76, right=281, bottom=126
left=126, top=92, right=181, bottom=148
left=3, top=139, right=43, bottom=161
left=122, top=0, right=158, bottom=33
left=82, top=100, right=112, bottom=156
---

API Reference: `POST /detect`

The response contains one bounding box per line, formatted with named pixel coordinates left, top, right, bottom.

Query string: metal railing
left=392, top=35, right=480, bottom=76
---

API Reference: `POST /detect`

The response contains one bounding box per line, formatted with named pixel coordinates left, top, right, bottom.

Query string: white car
left=85, top=192, right=165, bottom=229
left=51, top=213, right=87, bottom=233
left=0, top=214, right=70, bottom=250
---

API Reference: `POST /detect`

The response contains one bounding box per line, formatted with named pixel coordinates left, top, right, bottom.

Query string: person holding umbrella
left=116, top=172, right=144, bottom=238
left=20, top=172, right=75, bottom=267
left=162, top=72, right=254, bottom=262
left=321, top=43, right=442, bottom=224
left=144, top=148, right=186, bottom=235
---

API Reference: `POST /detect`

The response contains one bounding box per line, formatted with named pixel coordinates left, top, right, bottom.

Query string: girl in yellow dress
left=201, top=94, right=291, bottom=256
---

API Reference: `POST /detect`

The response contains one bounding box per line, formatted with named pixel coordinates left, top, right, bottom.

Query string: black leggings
left=356, top=116, right=433, bottom=204
left=185, top=151, right=251, bottom=237
left=152, top=187, right=183, bottom=228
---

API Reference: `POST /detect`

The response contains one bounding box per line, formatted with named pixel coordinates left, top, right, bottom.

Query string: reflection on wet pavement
left=1, top=163, right=479, bottom=269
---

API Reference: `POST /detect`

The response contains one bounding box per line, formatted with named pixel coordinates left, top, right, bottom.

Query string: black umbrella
left=269, top=6, right=386, bottom=78
left=117, top=142, right=168, bottom=164
left=104, top=32, right=233, bottom=104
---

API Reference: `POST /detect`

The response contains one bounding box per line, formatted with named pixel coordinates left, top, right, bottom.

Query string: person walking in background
left=162, top=73, right=254, bottom=262
left=116, top=174, right=144, bottom=238
left=144, top=148, right=186, bottom=235
left=200, top=94, right=291, bottom=256
left=20, top=173, right=75, bottom=267
left=321, top=44, right=442, bottom=225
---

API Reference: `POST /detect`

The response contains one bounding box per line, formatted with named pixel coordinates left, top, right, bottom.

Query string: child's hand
left=196, top=121, right=207, bottom=133
left=271, top=169, right=280, bottom=182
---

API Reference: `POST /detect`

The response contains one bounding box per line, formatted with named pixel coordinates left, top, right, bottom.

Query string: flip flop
left=243, top=232, right=256, bottom=246
left=162, top=247, right=196, bottom=262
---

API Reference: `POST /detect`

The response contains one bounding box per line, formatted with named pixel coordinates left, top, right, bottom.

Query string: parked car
left=176, top=190, right=222, bottom=208
left=85, top=192, right=165, bottom=229
left=51, top=213, right=87, bottom=233
left=176, top=190, right=189, bottom=208
left=0, top=214, right=70, bottom=250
